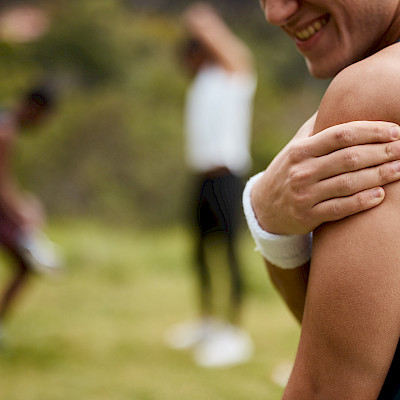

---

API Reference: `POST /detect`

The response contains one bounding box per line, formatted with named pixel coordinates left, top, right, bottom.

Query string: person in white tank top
left=164, top=3, right=256, bottom=368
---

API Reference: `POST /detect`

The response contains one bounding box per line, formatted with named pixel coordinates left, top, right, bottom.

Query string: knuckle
left=287, top=165, right=312, bottom=185
left=370, top=123, right=385, bottom=137
left=288, top=141, right=309, bottom=163
left=377, top=161, right=400, bottom=182
left=343, top=148, right=360, bottom=169
left=385, top=141, right=400, bottom=160
left=328, top=193, right=369, bottom=221
left=338, top=174, right=354, bottom=192
left=385, top=142, right=394, bottom=160
left=354, top=192, right=368, bottom=210
left=333, top=127, right=353, bottom=146
left=295, top=192, right=311, bottom=209
left=290, top=192, right=305, bottom=212
left=329, top=201, right=343, bottom=219
left=291, top=190, right=313, bottom=216
left=377, top=164, right=391, bottom=182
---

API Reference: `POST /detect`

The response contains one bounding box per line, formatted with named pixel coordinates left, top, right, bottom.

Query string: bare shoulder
left=312, top=43, right=400, bottom=268
left=314, top=43, right=400, bottom=223
left=314, top=44, right=400, bottom=132
left=291, top=48, right=400, bottom=400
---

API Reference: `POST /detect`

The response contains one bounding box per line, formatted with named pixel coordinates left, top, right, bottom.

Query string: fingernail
left=373, top=188, right=384, bottom=198
left=391, top=126, right=400, bottom=139
left=395, top=161, right=400, bottom=172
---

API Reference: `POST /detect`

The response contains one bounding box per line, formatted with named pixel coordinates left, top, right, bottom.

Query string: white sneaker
left=193, top=324, right=253, bottom=368
left=164, top=318, right=219, bottom=350
left=17, top=229, right=64, bottom=276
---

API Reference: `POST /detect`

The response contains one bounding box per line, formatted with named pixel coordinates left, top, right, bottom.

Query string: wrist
left=251, top=172, right=286, bottom=235
left=243, top=173, right=312, bottom=269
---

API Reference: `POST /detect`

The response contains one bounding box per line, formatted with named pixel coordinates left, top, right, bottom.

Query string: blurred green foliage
left=1, top=0, right=328, bottom=227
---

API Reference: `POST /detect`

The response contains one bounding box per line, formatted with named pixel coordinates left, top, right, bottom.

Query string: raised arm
left=283, top=52, right=400, bottom=398
left=182, top=2, right=254, bottom=74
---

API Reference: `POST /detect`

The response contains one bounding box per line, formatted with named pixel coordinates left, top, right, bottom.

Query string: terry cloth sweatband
left=242, top=172, right=312, bottom=269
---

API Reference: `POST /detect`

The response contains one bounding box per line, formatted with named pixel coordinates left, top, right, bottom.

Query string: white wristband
left=242, top=172, right=312, bottom=269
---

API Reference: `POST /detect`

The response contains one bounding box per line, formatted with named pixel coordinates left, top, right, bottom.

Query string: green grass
left=0, top=220, right=300, bottom=400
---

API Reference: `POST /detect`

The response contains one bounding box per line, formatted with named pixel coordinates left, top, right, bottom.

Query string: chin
left=306, top=60, right=346, bottom=79
left=306, top=56, right=355, bottom=80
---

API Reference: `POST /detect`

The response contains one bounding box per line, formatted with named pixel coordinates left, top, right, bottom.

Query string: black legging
left=191, top=170, right=244, bottom=321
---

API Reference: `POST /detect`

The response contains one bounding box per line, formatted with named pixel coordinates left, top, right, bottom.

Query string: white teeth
left=314, top=21, right=322, bottom=30
left=295, top=16, right=328, bottom=41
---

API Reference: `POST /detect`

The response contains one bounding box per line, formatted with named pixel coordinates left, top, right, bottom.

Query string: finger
left=313, top=161, right=400, bottom=202
left=312, top=187, right=385, bottom=225
left=307, top=121, right=400, bottom=157
left=313, top=140, right=400, bottom=181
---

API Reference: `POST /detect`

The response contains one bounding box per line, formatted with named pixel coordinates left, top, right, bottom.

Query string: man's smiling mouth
left=294, top=15, right=330, bottom=41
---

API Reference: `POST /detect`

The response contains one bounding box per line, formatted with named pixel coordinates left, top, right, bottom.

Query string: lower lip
left=294, top=21, right=328, bottom=53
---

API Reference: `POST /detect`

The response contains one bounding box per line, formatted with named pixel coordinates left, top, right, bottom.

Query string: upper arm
left=284, top=55, right=400, bottom=398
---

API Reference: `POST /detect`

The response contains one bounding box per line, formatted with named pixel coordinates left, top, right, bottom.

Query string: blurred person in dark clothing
left=164, top=3, right=257, bottom=368
left=0, top=86, right=62, bottom=341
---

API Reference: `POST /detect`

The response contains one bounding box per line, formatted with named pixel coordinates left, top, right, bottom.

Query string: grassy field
left=0, top=220, right=300, bottom=400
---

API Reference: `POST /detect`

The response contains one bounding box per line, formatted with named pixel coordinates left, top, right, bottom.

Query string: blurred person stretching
left=164, top=3, right=257, bottom=368
left=0, top=87, right=62, bottom=341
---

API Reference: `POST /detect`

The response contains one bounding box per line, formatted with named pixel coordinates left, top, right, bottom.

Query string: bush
left=7, top=1, right=326, bottom=227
